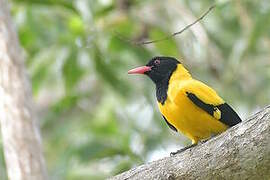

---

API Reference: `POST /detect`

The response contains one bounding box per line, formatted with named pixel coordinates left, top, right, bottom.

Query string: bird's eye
left=154, top=59, right=160, bottom=65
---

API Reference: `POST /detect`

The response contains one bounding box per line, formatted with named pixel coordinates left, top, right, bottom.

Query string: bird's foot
left=170, top=134, right=218, bottom=156
left=200, top=134, right=217, bottom=144
left=200, top=139, right=209, bottom=144
left=170, top=143, right=197, bottom=156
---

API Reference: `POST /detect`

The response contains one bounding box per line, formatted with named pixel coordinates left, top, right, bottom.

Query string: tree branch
left=110, top=105, right=270, bottom=180
left=114, top=4, right=216, bottom=46
left=0, top=0, right=48, bottom=179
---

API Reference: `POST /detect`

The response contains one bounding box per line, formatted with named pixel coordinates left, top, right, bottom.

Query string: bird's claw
left=200, top=134, right=217, bottom=144
left=170, top=134, right=218, bottom=156
left=200, top=139, right=209, bottom=144
left=170, top=149, right=184, bottom=156
left=170, top=143, right=197, bottom=156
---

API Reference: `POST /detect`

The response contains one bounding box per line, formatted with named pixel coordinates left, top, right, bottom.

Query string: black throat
left=145, top=56, right=180, bottom=105
left=156, top=81, right=168, bottom=105
left=155, top=73, right=173, bottom=105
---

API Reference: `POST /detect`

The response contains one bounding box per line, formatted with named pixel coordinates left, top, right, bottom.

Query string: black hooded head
left=128, top=56, right=180, bottom=104
left=144, top=56, right=180, bottom=85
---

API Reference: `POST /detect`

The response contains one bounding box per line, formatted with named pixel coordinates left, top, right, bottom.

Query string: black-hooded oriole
left=128, top=56, right=242, bottom=154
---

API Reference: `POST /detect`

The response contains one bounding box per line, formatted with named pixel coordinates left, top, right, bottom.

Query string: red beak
left=128, top=66, right=151, bottom=74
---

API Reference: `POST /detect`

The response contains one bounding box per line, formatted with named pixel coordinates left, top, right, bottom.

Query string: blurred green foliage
left=0, top=0, right=270, bottom=179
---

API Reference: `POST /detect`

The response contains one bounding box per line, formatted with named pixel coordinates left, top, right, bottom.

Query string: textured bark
left=0, top=0, right=47, bottom=179
left=111, top=105, right=270, bottom=180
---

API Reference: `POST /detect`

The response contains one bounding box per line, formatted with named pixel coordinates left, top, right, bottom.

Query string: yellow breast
left=158, top=64, right=228, bottom=144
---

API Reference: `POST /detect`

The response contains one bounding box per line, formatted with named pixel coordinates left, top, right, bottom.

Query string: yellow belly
left=158, top=95, right=228, bottom=144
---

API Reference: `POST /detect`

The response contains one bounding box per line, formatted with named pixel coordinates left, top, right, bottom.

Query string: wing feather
left=175, top=80, right=242, bottom=127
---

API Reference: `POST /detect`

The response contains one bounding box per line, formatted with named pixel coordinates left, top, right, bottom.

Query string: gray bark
left=111, top=105, right=270, bottom=180
left=0, top=0, right=47, bottom=179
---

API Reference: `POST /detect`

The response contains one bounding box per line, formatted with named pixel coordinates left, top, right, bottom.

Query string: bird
left=128, top=56, right=242, bottom=155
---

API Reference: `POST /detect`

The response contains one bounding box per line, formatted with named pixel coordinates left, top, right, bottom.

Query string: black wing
left=216, top=103, right=242, bottom=127
left=186, top=92, right=242, bottom=127
left=162, top=115, right=177, bottom=132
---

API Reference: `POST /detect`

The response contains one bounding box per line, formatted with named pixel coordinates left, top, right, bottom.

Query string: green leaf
left=74, top=140, right=124, bottom=162
left=149, top=28, right=180, bottom=57
left=62, top=48, right=84, bottom=92
left=247, top=10, right=270, bottom=52
left=68, top=15, right=84, bottom=35
left=92, top=46, right=131, bottom=96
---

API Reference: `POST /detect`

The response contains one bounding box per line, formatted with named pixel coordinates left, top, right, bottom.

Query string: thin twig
left=115, top=4, right=216, bottom=46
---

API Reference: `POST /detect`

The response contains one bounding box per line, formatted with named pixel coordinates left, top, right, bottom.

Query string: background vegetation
left=0, top=0, right=270, bottom=179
